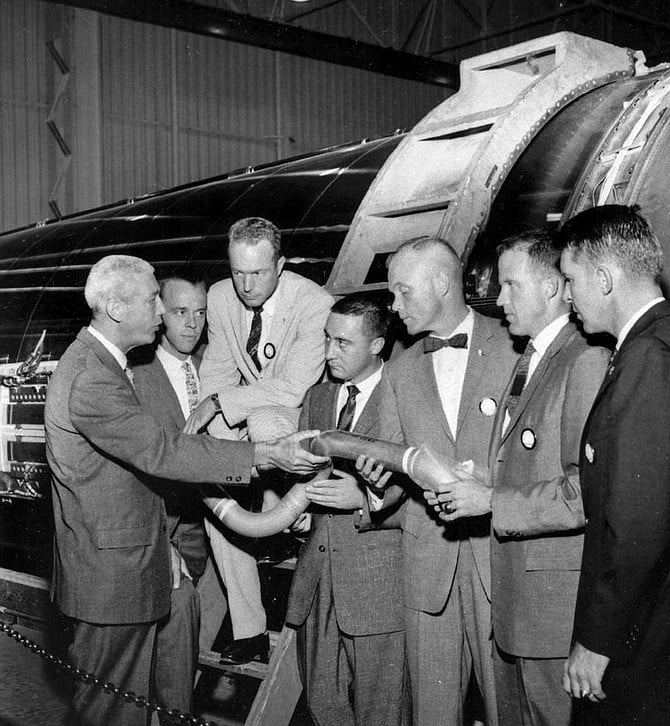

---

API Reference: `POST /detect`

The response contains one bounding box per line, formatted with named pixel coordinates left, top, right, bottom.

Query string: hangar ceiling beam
left=42, top=0, right=459, bottom=88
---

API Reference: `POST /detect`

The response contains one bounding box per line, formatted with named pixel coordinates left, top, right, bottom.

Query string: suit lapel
left=457, top=314, right=491, bottom=440
left=154, top=358, right=186, bottom=427
left=353, top=384, right=380, bottom=436
left=79, top=328, right=131, bottom=389
left=500, top=322, right=575, bottom=446
left=266, top=275, right=290, bottom=364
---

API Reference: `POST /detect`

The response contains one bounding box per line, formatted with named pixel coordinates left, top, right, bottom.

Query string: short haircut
left=388, top=235, right=461, bottom=270
left=330, top=292, right=391, bottom=340
left=158, top=273, right=206, bottom=296
left=228, top=217, right=282, bottom=259
left=558, top=204, right=663, bottom=280
left=496, top=228, right=561, bottom=275
left=85, top=255, right=154, bottom=316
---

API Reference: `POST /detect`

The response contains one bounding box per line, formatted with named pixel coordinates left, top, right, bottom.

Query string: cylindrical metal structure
left=3, top=32, right=670, bottom=576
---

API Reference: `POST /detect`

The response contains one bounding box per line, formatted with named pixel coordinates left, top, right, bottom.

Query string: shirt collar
left=432, top=307, right=474, bottom=341
left=156, top=344, right=193, bottom=370
left=346, top=361, right=383, bottom=395
left=616, top=297, right=665, bottom=349
left=530, top=313, right=570, bottom=358
left=88, top=325, right=127, bottom=371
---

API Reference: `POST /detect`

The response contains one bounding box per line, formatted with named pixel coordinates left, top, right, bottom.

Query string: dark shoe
left=219, top=632, right=270, bottom=665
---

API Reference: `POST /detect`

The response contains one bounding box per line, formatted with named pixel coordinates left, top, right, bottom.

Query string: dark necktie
left=246, top=306, right=263, bottom=372
left=423, top=333, right=469, bottom=353
left=506, top=341, right=536, bottom=415
left=337, top=384, right=360, bottom=431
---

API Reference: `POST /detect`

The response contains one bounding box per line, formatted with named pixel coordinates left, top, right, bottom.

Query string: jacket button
left=318, top=545, right=326, bottom=552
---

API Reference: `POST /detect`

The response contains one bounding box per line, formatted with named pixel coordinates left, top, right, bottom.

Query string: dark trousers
left=70, top=619, right=157, bottom=726
left=296, top=561, right=410, bottom=726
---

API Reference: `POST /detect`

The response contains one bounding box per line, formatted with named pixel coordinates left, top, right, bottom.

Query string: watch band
left=210, top=392, right=222, bottom=413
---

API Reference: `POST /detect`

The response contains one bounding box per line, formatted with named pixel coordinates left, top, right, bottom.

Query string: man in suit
left=285, top=293, right=409, bottom=726
left=44, top=255, right=327, bottom=726
left=559, top=205, right=670, bottom=725
left=433, top=230, right=607, bottom=725
left=132, top=273, right=213, bottom=718
left=184, top=217, right=333, bottom=664
left=375, top=236, right=517, bottom=726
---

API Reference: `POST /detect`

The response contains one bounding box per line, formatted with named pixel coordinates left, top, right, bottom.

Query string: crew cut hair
left=158, top=272, right=206, bottom=296
left=387, top=235, right=461, bottom=270
left=330, top=292, right=391, bottom=340
left=228, top=217, right=282, bottom=259
left=85, top=255, right=155, bottom=316
left=496, top=228, right=561, bottom=275
left=558, top=204, right=663, bottom=280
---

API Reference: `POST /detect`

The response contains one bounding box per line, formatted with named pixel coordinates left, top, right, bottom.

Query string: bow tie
left=423, top=333, right=469, bottom=353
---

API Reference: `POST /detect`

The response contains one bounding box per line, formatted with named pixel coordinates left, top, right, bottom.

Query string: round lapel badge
left=479, top=397, right=497, bottom=417
left=585, top=442, right=595, bottom=464
left=263, top=342, right=276, bottom=360
left=521, top=428, right=536, bottom=450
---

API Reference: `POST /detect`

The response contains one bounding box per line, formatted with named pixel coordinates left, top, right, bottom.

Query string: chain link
left=0, top=618, right=218, bottom=726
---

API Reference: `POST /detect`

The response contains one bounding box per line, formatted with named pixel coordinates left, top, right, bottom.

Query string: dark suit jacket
left=285, top=379, right=404, bottom=636
left=490, top=322, right=608, bottom=658
left=44, top=328, right=253, bottom=625
left=379, top=313, right=518, bottom=613
left=574, top=301, right=670, bottom=665
left=132, top=352, right=208, bottom=580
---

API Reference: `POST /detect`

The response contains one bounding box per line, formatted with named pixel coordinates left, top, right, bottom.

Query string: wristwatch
left=210, top=393, right=222, bottom=413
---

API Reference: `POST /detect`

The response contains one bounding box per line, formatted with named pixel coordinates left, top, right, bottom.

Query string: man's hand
left=424, top=476, right=492, bottom=522
left=563, top=642, right=609, bottom=702
left=305, top=469, right=366, bottom=510
left=254, top=430, right=330, bottom=474
left=183, top=395, right=217, bottom=434
left=289, top=512, right=312, bottom=534
left=355, top=454, right=393, bottom=495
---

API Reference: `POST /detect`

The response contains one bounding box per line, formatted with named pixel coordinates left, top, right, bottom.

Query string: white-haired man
left=45, top=255, right=326, bottom=726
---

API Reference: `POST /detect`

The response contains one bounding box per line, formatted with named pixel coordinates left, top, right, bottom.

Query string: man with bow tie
left=375, top=236, right=517, bottom=726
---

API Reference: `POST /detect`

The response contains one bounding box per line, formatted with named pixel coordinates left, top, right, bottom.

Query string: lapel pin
left=521, top=428, right=536, bottom=450
left=479, top=397, right=497, bottom=416
left=585, top=442, right=595, bottom=463
left=264, top=342, right=276, bottom=360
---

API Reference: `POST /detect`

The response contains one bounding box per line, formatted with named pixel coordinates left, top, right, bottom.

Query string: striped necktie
left=506, top=341, right=535, bottom=416
left=337, top=385, right=359, bottom=431
left=246, top=306, right=263, bottom=372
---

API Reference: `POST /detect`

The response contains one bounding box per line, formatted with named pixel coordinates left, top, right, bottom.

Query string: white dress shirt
left=431, top=309, right=475, bottom=438
left=502, top=313, right=570, bottom=433
left=616, top=297, right=665, bottom=349
left=335, top=362, right=384, bottom=431
left=155, top=345, right=200, bottom=420
left=87, top=325, right=127, bottom=372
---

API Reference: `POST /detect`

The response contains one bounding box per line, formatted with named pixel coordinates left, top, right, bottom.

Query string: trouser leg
left=204, top=516, right=266, bottom=639
left=69, top=619, right=156, bottom=726
left=154, top=577, right=200, bottom=718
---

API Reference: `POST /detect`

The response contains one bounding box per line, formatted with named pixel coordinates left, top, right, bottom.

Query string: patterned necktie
left=246, top=306, right=263, bottom=372
left=506, top=341, right=536, bottom=415
left=337, top=384, right=359, bottom=431
left=423, top=333, right=469, bottom=353
left=182, top=360, right=199, bottom=413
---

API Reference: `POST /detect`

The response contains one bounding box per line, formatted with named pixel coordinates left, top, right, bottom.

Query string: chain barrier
left=0, top=614, right=218, bottom=725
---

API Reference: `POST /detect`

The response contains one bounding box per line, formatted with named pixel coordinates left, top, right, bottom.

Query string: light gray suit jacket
left=45, top=328, right=253, bottom=624
left=200, top=271, right=333, bottom=438
left=285, top=380, right=404, bottom=636
left=489, top=322, right=608, bottom=658
left=379, top=313, right=517, bottom=613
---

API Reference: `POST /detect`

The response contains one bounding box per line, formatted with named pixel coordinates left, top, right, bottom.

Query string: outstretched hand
left=305, top=469, right=366, bottom=510
left=254, top=430, right=331, bottom=474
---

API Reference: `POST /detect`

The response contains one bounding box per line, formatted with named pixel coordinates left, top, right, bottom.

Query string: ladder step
left=198, top=631, right=280, bottom=679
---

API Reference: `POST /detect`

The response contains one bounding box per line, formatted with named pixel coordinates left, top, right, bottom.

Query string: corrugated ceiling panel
left=0, top=0, right=52, bottom=230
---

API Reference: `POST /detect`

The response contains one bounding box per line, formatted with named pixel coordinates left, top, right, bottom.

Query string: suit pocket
left=97, top=526, right=153, bottom=549
left=525, top=536, right=583, bottom=571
